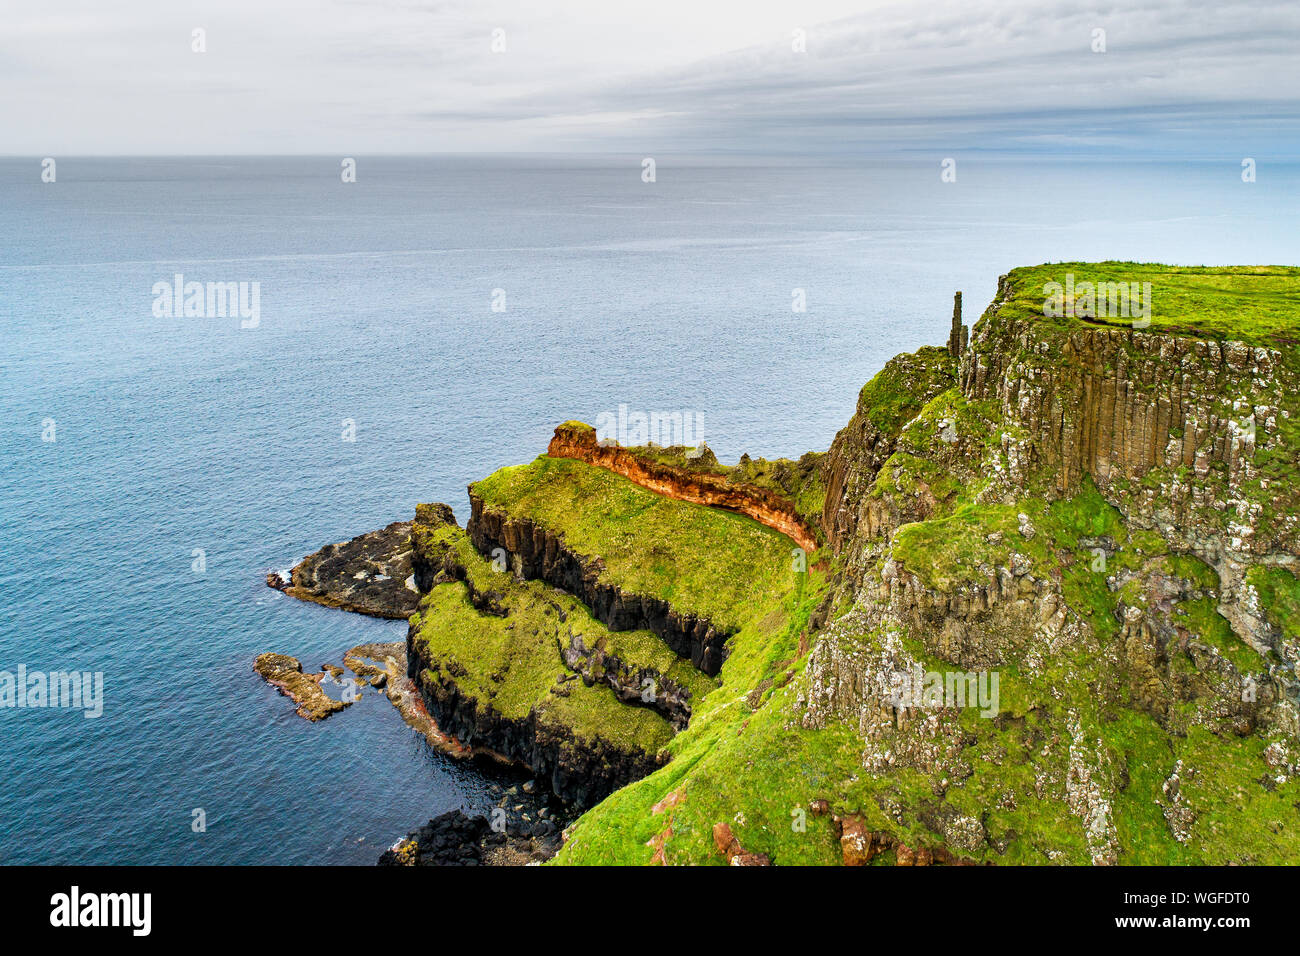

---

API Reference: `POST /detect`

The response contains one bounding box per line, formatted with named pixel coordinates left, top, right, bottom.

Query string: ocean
left=1, top=155, right=1295, bottom=864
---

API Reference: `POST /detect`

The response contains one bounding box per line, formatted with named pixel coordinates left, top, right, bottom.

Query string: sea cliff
left=265, top=263, right=1300, bottom=865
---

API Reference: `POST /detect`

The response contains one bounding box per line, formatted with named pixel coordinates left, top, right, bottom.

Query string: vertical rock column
left=947, top=292, right=967, bottom=358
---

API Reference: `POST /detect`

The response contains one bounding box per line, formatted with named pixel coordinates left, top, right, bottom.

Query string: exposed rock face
left=712, top=822, right=771, bottom=866
left=793, top=270, right=1300, bottom=865
left=405, top=510, right=678, bottom=808
left=277, top=499, right=691, bottom=813
left=379, top=811, right=490, bottom=866
left=410, top=508, right=699, bottom=728
left=547, top=422, right=819, bottom=552
left=879, top=556, right=1077, bottom=671
left=407, top=629, right=666, bottom=808
left=559, top=630, right=694, bottom=730
left=819, top=345, right=956, bottom=555
left=268, top=520, right=420, bottom=619
left=253, top=653, right=354, bottom=721
left=947, top=291, right=968, bottom=359
left=964, top=274, right=1300, bottom=662
left=966, top=278, right=1285, bottom=510
left=835, top=813, right=980, bottom=866
left=467, top=494, right=731, bottom=675
left=409, top=502, right=459, bottom=592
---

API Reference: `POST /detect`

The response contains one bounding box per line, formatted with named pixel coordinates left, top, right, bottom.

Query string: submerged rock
left=344, top=641, right=477, bottom=760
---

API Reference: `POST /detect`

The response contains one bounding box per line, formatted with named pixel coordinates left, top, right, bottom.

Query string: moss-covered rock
left=820, top=345, right=957, bottom=557
left=468, top=455, right=802, bottom=673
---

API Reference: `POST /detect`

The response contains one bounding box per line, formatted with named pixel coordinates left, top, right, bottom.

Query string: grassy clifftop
left=997, top=262, right=1300, bottom=345
left=556, top=263, right=1300, bottom=865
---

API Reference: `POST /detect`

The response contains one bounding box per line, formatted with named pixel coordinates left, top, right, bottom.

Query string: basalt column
left=947, top=291, right=968, bottom=359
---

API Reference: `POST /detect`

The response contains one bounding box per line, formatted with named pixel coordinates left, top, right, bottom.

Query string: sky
left=3, top=0, right=1298, bottom=156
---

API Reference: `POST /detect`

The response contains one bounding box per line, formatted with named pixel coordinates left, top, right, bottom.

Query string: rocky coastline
left=262, top=497, right=702, bottom=859
left=266, top=520, right=420, bottom=619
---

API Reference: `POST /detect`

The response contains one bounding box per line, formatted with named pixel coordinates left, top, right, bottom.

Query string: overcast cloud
left=3, top=0, right=1297, bottom=155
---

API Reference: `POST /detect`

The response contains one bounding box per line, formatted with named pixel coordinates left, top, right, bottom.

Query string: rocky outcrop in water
left=379, top=796, right=569, bottom=866
left=253, top=652, right=354, bottom=721
left=267, top=520, right=420, bottom=619
left=344, top=641, right=476, bottom=758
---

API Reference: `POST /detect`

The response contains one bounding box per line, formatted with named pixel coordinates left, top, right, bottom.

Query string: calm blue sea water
left=1, top=155, right=1296, bottom=864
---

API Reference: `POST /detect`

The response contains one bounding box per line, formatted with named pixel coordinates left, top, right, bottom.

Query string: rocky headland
left=263, top=263, right=1300, bottom=865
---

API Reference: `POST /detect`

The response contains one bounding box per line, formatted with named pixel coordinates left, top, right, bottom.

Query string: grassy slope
left=855, top=344, right=957, bottom=435
left=559, top=421, right=1300, bottom=868
left=556, top=568, right=839, bottom=864
left=472, top=455, right=801, bottom=632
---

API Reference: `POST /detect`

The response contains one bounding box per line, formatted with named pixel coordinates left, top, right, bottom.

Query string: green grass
left=996, top=262, right=1300, bottom=346
left=855, top=345, right=956, bottom=436
left=550, top=479, right=1297, bottom=865
left=488, top=265, right=1300, bottom=866
left=556, top=568, right=842, bottom=865
left=472, top=455, right=802, bottom=632
left=1247, top=565, right=1300, bottom=637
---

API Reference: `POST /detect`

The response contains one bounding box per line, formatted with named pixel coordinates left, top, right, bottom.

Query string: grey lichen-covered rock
left=820, top=346, right=956, bottom=557
left=963, top=272, right=1300, bottom=658
left=268, top=520, right=420, bottom=619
